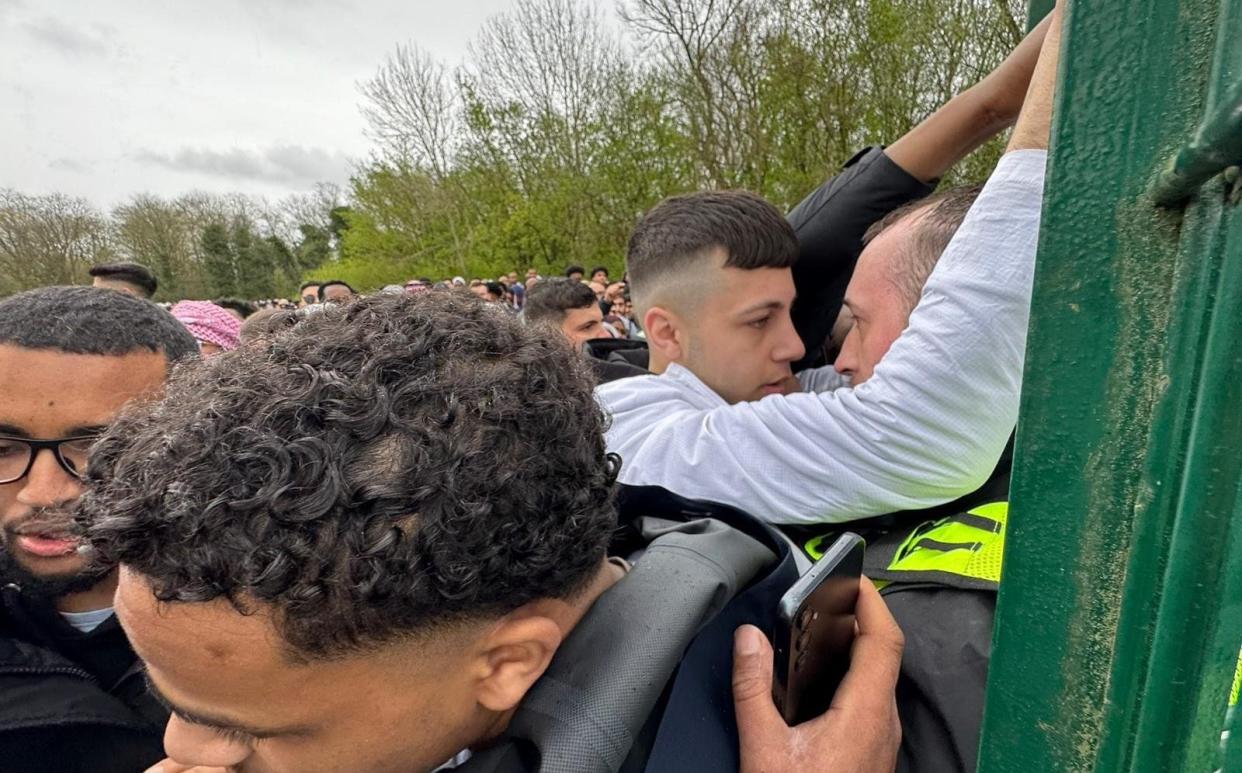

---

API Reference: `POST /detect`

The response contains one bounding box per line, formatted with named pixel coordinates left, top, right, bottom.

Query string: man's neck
left=56, top=570, right=119, bottom=614
left=648, top=351, right=669, bottom=374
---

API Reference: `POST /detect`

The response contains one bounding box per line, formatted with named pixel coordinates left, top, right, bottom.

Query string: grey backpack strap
left=460, top=517, right=774, bottom=773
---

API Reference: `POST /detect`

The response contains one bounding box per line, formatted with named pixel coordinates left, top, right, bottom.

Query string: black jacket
left=458, top=486, right=802, bottom=773
left=0, top=585, right=166, bottom=773
left=787, top=147, right=935, bottom=370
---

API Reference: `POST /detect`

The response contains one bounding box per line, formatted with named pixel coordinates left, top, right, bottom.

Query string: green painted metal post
left=1026, top=0, right=1055, bottom=30
left=978, top=0, right=1242, bottom=771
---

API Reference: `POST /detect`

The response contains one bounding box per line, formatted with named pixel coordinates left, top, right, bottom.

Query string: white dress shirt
left=596, top=150, right=1047, bottom=525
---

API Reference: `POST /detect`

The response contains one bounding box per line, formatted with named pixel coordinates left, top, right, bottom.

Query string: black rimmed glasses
left=0, top=435, right=100, bottom=484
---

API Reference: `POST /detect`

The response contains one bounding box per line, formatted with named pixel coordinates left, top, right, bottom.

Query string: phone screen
left=771, top=532, right=864, bottom=725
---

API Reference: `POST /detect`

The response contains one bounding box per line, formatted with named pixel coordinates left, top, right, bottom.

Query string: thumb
left=732, top=625, right=783, bottom=733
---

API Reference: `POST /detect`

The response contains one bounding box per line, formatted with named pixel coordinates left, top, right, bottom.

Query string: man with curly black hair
left=81, top=292, right=904, bottom=773
left=0, top=286, right=198, bottom=772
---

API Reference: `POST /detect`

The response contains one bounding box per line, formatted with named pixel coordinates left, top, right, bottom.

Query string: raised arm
left=789, top=17, right=1051, bottom=369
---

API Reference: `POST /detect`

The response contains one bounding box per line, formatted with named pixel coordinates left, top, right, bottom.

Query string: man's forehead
left=716, top=265, right=795, bottom=307
left=0, top=344, right=166, bottom=434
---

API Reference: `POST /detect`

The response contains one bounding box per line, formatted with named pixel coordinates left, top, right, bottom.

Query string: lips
left=15, top=533, right=80, bottom=558
left=7, top=520, right=81, bottom=559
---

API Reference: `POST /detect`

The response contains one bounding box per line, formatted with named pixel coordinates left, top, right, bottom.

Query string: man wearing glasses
left=0, top=286, right=198, bottom=773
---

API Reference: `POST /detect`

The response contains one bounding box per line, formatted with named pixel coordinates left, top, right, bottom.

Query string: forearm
left=886, top=12, right=1052, bottom=182
left=884, top=85, right=1014, bottom=183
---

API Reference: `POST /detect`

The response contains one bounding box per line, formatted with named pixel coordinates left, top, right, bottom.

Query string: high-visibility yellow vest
left=804, top=501, right=1008, bottom=592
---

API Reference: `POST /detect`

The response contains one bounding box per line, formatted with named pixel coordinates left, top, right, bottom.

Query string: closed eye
left=209, top=724, right=258, bottom=745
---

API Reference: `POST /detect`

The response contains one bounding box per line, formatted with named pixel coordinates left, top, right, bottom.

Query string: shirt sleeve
left=787, top=147, right=936, bottom=371
left=615, top=150, right=1048, bottom=525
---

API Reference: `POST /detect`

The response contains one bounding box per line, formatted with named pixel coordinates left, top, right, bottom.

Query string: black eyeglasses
left=0, top=435, right=101, bottom=484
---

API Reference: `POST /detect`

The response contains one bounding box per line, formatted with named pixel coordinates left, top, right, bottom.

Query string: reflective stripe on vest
left=1232, top=649, right=1241, bottom=708
left=885, top=501, right=1007, bottom=585
left=804, top=502, right=1008, bottom=592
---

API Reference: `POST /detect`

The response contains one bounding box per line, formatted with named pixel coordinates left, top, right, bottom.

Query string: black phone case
left=771, top=532, right=864, bottom=726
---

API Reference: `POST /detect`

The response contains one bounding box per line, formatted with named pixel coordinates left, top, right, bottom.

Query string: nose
left=163, top=714, right=252, bottom=769
left=773, top=315, right=806, bottom=364
left=14, top=448, right=81, bottom=510
left=834, top=327, right=859, bottom=378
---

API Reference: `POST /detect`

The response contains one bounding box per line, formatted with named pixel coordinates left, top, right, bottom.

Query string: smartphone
left=771, top=532, right=864, bottom=726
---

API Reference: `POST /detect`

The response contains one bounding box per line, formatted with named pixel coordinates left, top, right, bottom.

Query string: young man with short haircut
left=88, top=261, right=158, bottom=299
left=524, top=277, right=608, bottom=347
left=81, top=293, right=904, bottom=773
left=0, top=286, right=198, bottom=772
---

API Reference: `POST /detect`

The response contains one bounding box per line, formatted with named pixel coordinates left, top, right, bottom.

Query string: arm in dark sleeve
left=787, top=147, right=935, bottom=371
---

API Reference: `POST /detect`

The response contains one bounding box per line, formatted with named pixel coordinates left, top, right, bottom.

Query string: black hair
left=88, top=262, right=158, bottom=298
left=564, top=265, right=585, bottom=278
left=590, top=266, right=609, bottom=278
left=317, top=280, right=356, bottom=301
left=627, top=190, right=798, bottom=306
left=299, top=281, right=321, bottom=292
left=524, top=277, right=598, bottom=326
left=81, top=292, right=618, bottom=661
left=0, top=286, right=198, bottom=364
left=213, top=297, right=257, bottom=319
left=483, top=281, right=504, bottom=300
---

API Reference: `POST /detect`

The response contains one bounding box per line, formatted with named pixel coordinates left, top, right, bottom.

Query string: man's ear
left=473, top=615, right=564, bottom=713
left=644, top=306, right=685, bottom=363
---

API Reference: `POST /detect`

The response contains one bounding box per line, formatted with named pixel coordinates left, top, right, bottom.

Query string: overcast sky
left=0, top=0, right=533, bottom=209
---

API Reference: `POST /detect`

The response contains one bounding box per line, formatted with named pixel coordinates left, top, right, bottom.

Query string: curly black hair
left=80, top=292, right=618, bottom=660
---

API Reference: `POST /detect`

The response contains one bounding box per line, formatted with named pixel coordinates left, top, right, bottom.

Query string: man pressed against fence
left=0, top=286, right=198, bottom=772
left=79, top=293, right=904, bottom=773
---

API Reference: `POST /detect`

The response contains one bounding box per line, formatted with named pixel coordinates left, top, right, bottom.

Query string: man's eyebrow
left=735, top=300, right=785, bottom=317
left=0, top=424, right=108, bottom=440
left=64, top=424, right=109, bottom=438
left=142, top=670, right=309, bottom=740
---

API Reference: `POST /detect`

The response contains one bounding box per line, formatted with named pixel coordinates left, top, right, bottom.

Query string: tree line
left=1, top=0, right=1024, bottom=299
left=0, top=186, right=344, bottom=301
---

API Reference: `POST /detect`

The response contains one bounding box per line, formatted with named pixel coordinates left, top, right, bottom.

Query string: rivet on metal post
left=1150, top=78, right=1242, bottom=208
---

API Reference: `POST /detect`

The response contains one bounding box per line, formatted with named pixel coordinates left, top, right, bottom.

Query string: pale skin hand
left=732, top=580, right=905, bottom=773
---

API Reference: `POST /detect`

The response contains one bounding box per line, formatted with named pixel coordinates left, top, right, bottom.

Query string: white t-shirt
left=60, top=606, right=114, bottom=633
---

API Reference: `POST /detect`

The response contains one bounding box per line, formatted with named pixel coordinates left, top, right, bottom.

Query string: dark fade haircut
left=80, top=292, right=619, bottom=661
left=626, top=190, right=798, bottom=312
left=317, top=280, right=356, bottom=301
left=88, top=261, right=158, bottom=298
left=590, top=266, right=608, bottom=278
left=523, top=277, right=598, bottom=327
left=862, top=184, right=983, bottom=311
left=213, top=297, right=257, bottom=319
left=0, top=286, right=198, bottom=364
left=564, top=264, right=585, bottom=278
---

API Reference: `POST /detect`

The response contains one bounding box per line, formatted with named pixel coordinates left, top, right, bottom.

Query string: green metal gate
left=977, top=0, right=1242, bottom=771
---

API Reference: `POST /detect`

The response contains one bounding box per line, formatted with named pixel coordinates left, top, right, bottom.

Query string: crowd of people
left=0, top=8, right=1073, bottom=773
